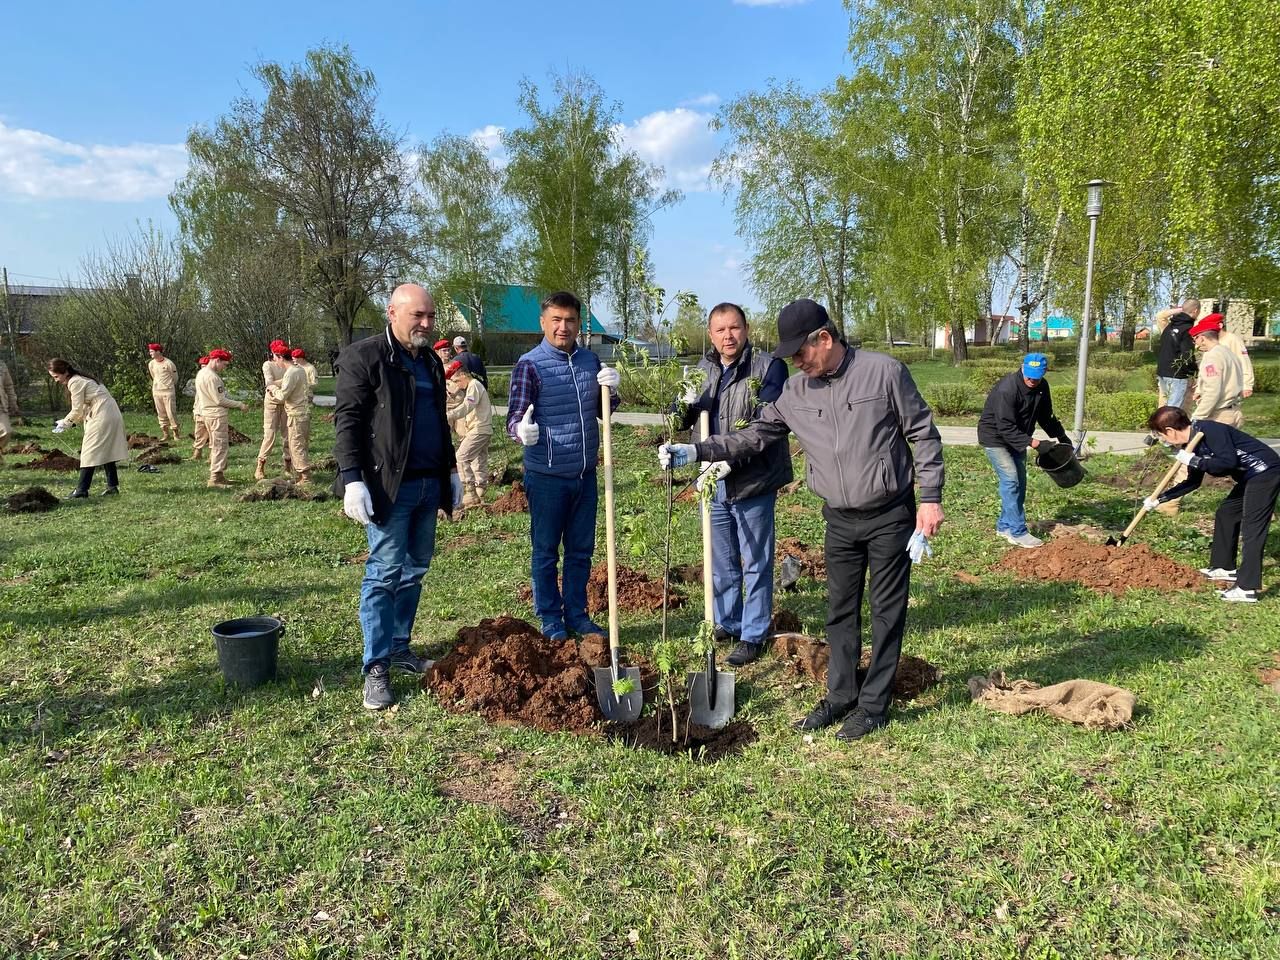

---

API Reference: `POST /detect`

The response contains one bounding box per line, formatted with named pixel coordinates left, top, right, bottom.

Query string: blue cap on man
left=1022, top=353, right=1049, bottom=380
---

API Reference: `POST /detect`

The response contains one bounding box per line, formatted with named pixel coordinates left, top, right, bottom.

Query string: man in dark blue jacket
left=334, top=283, right=463, bottom=710
left=506, top=291, right=620, bottom=641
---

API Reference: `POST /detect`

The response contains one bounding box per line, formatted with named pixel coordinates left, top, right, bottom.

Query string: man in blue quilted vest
left=507, top=291, right=621, bottom=641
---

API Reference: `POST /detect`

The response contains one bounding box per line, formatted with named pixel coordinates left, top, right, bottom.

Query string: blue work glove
left=658, top=443, right=697, bottom=470
left=906, top=531, right=933, bottom=563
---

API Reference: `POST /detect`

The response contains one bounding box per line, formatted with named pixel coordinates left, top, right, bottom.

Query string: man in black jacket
left=1155, top=298, right=1199, bottom=409
left=334, top=283, right=463, bottom=710
left=977, top=353, right=1071, bottom=548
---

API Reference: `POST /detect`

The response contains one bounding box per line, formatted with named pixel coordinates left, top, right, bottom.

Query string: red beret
left=1188, top=319, right=1220, bottom=338
left=209, top=348, right=233, bottom=362
left=445, top=360, right=463, bottom=379
left=198, top=355, right=210, bottom=366
left=433, top=339, right=451, bottom=351
left=291, top=348, right=306, bottom=359
left=269, top=339, right=290, bottom=356
left=148, top=343, right=162, bottom=352
left=1199, top=313, right=1225, bottom=330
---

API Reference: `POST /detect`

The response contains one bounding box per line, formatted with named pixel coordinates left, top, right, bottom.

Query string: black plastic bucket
left=211, top=616, right=283, bottom=689
left=1036, top=442, right=1086, bottom=489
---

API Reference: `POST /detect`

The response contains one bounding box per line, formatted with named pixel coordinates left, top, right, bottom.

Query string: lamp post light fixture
left=1072, top=179, right=1114, bottom=453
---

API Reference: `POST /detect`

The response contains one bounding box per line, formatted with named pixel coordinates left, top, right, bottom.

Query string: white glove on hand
left=516, top=405, right=540, bottom=447
left=343, top=480, right=374, bottom=526
left=52, top=420, right=69, bottom=434
left=905, top=531, right=933, bottom=563
left=451, top=473, right=463, bottom=511
left=658, top=443, right=697, bottom=470
left=695, top=461, right=732, bottom=492
left=1143, top=496, right=1161, bottom=511
left=597, top=365, right=620, bottom=390
left=679, top=366, right=699, bottom=405
left=1175, top=449, right=1196, bottom=466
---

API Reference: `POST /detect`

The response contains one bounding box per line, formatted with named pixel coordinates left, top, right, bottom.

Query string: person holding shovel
left=670, top=302, right=791, bottom=667
left=1145, top=405, right=1280, bottom=603
left=255, top=339, right=293, bottom=481
left=198, top=349, right=248, bottom=489
left=146, top=343, right=180, bottom=441
left=659, top=299, right=944, bottom=741
left=507, top=290, right=621, bottom=642
left=977, top=352, right=1072, bottom=549
left=334, top=283, right=463, bottom=710
left=47, top=358, right=129, bottom=498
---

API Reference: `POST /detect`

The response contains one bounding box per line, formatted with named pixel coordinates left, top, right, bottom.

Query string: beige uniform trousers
left=286, top=415, right=311, bottom=474
left=192, top=414, right=209, bottom=453
left=257, top=396, right=292, bottom=465
left=207, top=415, right=230, bottom=475
left=456, top=431, right=491, bottom=488
left=153, top=390, right=179, bottom=432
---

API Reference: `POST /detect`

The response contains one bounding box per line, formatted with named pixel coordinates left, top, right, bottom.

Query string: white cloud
left=733, top=0, right=811, bottom=7
left=0, top=121, right=187, bottom=202
left=469, top=124, right=507, bottom=167
left=613, top=108, right=718, bottom=193
left=679, top=92, right=721, bottom=108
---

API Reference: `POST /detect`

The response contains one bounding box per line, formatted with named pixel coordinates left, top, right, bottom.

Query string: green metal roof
left=453, top=284, right=614, bottom=337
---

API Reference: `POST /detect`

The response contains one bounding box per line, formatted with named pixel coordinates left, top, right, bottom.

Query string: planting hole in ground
left=994, top=535, right=1203, bottom=594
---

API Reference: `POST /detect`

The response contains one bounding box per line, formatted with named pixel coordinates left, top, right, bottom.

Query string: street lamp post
left=1072, top=179, right=1112, bottom=453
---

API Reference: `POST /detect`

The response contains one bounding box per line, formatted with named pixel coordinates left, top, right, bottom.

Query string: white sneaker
left=1199, top=567, right=1237, bottom=581
left=1008, top=532, right=1044, bottom=549
left=1218, top=587, right=1257, bottom=603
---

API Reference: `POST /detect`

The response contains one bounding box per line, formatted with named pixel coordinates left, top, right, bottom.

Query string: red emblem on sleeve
left=1204, top=364, right=1217, bottom=376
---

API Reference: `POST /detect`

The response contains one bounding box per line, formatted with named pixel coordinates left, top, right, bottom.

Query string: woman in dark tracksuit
left=1147, top=405, right=1280, bottom=603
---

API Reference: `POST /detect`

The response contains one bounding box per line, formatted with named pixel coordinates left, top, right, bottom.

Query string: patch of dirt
left=1027, top=520, right=1109, bottom=542
left=515, top=584, right=533, bottom=603
left=671, top=563, right=702, bottom=585
left=994, top=535, right=1202, bottom=595
left=770, top=633, right=940, bottom=700
left=127, top=432, right=165, bottom=449
left=437, top=754, right=574, bottom=840
left=1258, top=654, right=1280, bottom=695
left=426, top=616, right=602, bottom=732
left=606, top=713, right=757, bottom=761
left=780, top=478, right=805, bottom=495
left=6, top=486, right=59, bottom=513
left=136, top=444, right=181, bottom=466
left=675, top=484, right=697, bottom=503
left=488, top=462, right=522, bottom=486
left=586, top=563, right=685, bottom=615
left=577, top=632, right=609, bottom=668
left=344, top=550, right=369, bottom=565
left=953, top=571, right=982, bottom=585
left=15, top=449, right=80, bottom=471
left=489, top=479, right=528, bottom=514
left=11, top=442, right=45, bottom=454
left=234, top=479, right=331, bottom=502
left=778, top=537, right=826, bottom=580
left=228, top=425, right=252, bottom=445
left=769, top=608, right=803, bottom=635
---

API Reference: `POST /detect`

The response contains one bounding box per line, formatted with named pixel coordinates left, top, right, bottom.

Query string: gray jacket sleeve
left=694, top=399, right=791, bottom=463
left=892, top=364, right=944, bottom=504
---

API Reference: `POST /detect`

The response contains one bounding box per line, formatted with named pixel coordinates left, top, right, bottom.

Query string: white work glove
left=515, top=405, right=540, bottom=447
left=695, top=461, right=732, bottom=492
left=597, top=365, right=620, bottom=390
left=1175, top=449, right=1196, bottom=466
left=658, top=443, right=697, bottom=470
left=451, top=472, right=463, bottom=511
left=1143, top=496, right=1161, bottom=511
left=343, top=480, right=374, bottom=526
left=52, top=419, right=69, bottom=434
left=679, top=366, right=699, bottom=405
left=905, top=531, right=933, bottom=563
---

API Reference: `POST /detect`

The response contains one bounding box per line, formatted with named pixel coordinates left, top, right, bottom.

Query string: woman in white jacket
left=48, top=358, right=129, bottom=498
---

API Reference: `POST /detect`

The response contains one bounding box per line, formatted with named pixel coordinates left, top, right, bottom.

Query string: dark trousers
left=823, top=497, right=915, bottom=718
left=1211, top=470, right=1280, bottom=591
left=75, top=463, right=119, bottom=494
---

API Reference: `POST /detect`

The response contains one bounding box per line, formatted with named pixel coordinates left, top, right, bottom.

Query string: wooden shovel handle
left=700, top=412, right=714, bottom=624
left=602, top=385, right=620, bottom=656
left=1121, top=431, right=1204, bottom=538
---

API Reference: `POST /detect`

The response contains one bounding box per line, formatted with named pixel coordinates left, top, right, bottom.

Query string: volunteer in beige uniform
left=48, top=358, right=129, bottom=497
left=446, top=360, right=493, bottom=508
left=1199, top=313, right=1253, bottom=407
left=198, top=348, right=248, bottom=488
left=190, top=355, right=211, bottom=460
left=291, top=348, right=318, bottom=393
left=146, top=343, right=180, bottom=440
left=256, top=339, right=293, bottom=480
left=0, top=355, right=21, bottom=466
left=270, top=356, right=312, bottom=483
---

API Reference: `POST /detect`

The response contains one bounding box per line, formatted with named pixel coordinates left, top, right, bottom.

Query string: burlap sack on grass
left=967, top=670, right=1135, bottom=731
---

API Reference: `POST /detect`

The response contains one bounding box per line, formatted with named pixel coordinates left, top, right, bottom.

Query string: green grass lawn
left=1, top=410, right=1278, bottom=958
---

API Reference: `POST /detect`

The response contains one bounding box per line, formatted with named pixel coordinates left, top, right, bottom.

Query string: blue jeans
left=359, top=477, right=440, bottom=670
left=983, top=446, right=1028, bottom=537
left=1158, top=376, right=1188, bottom=409
left=525, top=469, right=599, bottom=635
left=708, top=486, right=777, bottom=646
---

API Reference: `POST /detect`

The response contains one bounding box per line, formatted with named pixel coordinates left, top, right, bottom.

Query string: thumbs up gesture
left=516, top=404, right=540, bottom=446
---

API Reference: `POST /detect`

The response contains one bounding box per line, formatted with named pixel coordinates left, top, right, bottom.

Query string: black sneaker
left=66, top=490, right=89, bottom=500
left=793, top=698, right=853, bottom=732
left=363, top=662, right=393, bottom=710
left=726, top=641, right=764, bottom=667
left=835, top=709, right=888, bottom=742
left=390, top=648, right=434, bottom=674
left=713, top=625, right=738, bottom=645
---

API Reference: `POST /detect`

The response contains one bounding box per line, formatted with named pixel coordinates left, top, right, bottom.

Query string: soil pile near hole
left=586, top=563, right=685, bottom=615
left=1027, top=520, right=1108, bottom=542
left=489, top=462, right=522, bottom=486
left=489, top=480, right=528, bottom=514
left=16, top=449, right=80, bottom=471
left=136, top=444, right=181, bottom=466
left=672, top=563, right=702, bottom=584
left=11, top=442, right=45, bottom=455
left=6, top=486, right=59, bottom=513
left=769, top=608, right=804, bottom=635
left=235, top=479, right=330, bottom=502
left=606, top=714, right=757, bottom=761
left=426, top=616, right=602, bottom=732
left=127, top=433, right=165, bottom=449
left=228, top=426, right=252, bottom=445
left=778, top=538, right=826, bottom=580
left=770, top=633, right=940, bottom=700
left=994, top=535, right=1202, bottom=594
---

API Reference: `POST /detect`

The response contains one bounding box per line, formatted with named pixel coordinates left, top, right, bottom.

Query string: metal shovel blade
left=594, top=665, right=643, bottom=722
left=687, top=658, right=736, bottom=729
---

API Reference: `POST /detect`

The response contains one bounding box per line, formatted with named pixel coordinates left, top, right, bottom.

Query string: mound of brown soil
left=489, top=462, right=522, bottom=486
left=234, top=479, right=330, bottom=502
left=11, top=442, right=45, bottom=455
left=586, top=563, right=685, bottom=615
left=16, top=450, right=80, bottom=471
left=606, top=714, right=757, bottom=761
left=770, top=633, right=940, bottom=700
left=6, top=486, right=59, bottom=513
left=127, top=433, right=165, bottom=449
left=136, top=444, right=181, bottom=466
left=426, top=616, right=602, bottom=732
left=228, top=426, right=251, bottom=445
left=994, top=535, right=1202, bottom=595
left=489, top=480, right=528, bottom=514
left=769, top=608, right=803, bottom=635
left=778, top=537, right=825, bottom=580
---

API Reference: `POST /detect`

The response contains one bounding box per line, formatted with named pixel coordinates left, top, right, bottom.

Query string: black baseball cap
left=773, top=299, right=832, bottom=358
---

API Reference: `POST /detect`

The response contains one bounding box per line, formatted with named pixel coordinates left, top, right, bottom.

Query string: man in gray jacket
left=660, top=299, right=944, bottom=741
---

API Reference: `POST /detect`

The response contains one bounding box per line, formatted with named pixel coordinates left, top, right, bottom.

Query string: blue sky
left=0, top=0, right=852, bottom=324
